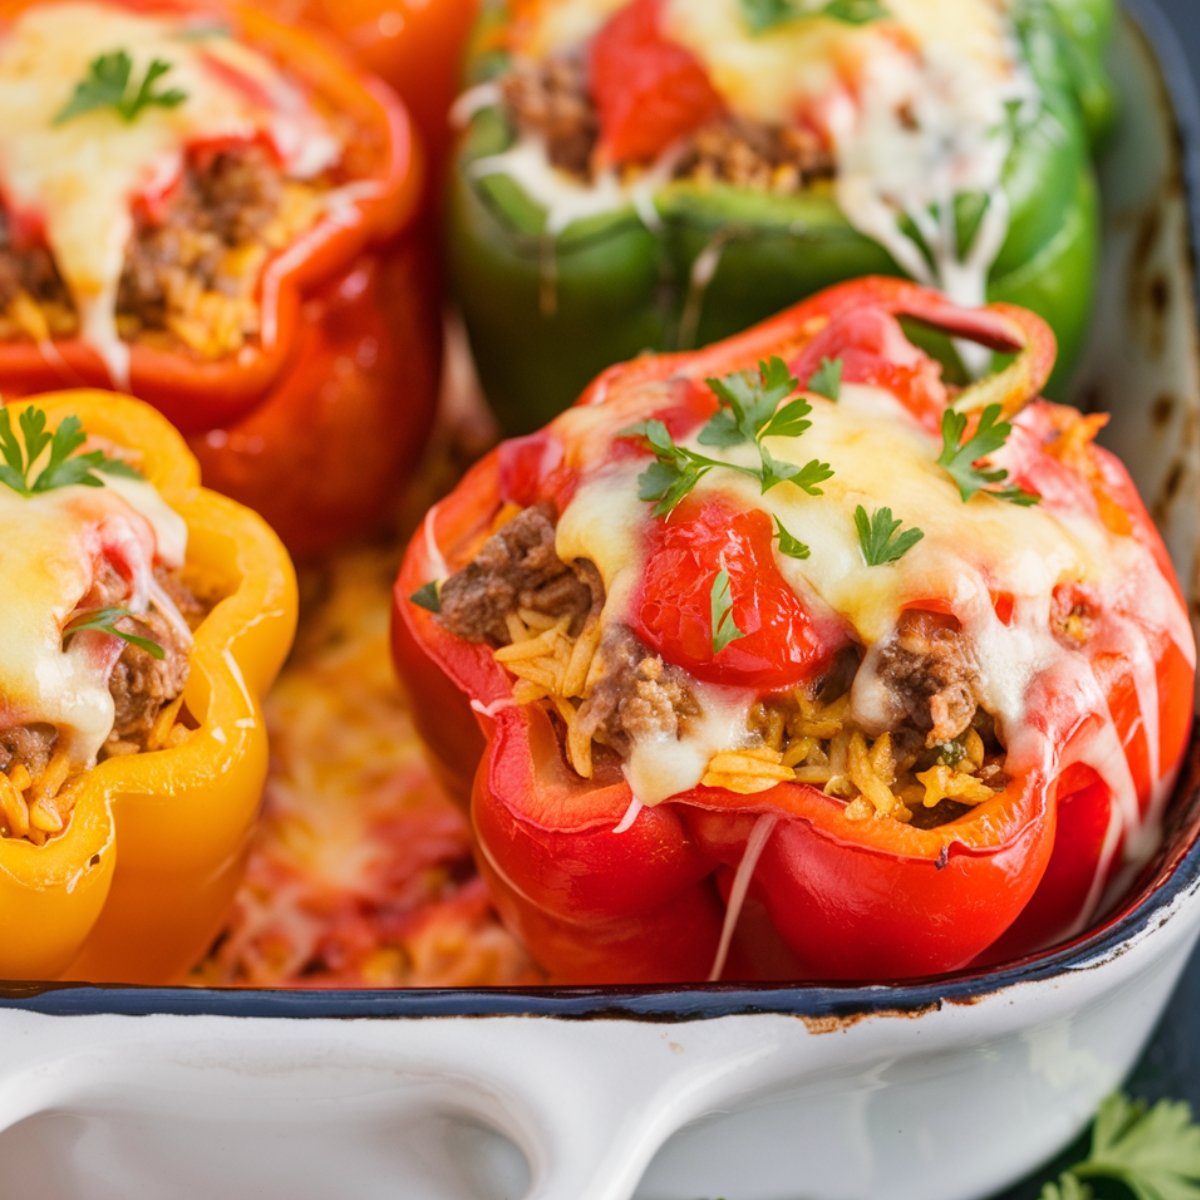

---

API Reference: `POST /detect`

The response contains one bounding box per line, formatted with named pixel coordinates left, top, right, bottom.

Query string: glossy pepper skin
left=257, top=0, right=479, bottom=172
left=393, top=278, right=1194, bottom=984
left=0, top=0, right=439, bottom=559
left=449, top=0, right=1115, bottom=434
left=0, top=392, right=296, bottom=984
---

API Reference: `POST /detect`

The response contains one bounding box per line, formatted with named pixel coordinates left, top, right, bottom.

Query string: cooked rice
left=483, top=561, right=1007, bottom=825
left=0, top=698, right=194, bottom=845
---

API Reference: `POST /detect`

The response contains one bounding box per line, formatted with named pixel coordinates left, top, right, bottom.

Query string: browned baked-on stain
left=1152, top=459, right=1185, bottom=524
left=1126, top=203, right=1170, bottom=360
left=1151, top=392, right=1176, bottom=428
left=798, top=1000, right=942, bottom=1034
left=1164, top=459, right=1186, bottom=500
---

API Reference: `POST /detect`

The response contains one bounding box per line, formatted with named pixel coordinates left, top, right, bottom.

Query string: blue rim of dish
left=2, top=0, right=1199, bottom=1024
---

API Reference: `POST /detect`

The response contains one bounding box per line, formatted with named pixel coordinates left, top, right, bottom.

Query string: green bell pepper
left=449, top=0, right=1115, bottom=433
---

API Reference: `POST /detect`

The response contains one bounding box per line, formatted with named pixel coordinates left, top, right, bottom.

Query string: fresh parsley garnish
left=54, top=49, right=188, bottom=127
left=759, top=443, right=834, bottom=494
left=936, top=404, right=1039, bottom=506
left=625, top=418, right=759, bottom=517
left=64, top=607, right=165, bottom=660
left=806, top=356, right=843, bottom=402
left=1039, top=1093, right=1200, bottom=1200
left=410, top=580, right=442, bottom=614
left=854, top=505, right=924, bottom=566
left=0, top=407, right=142, bottom=497
left=625, top=358, right=833, bottom=516
left=710, top=569, right=745, bottom=655
left=739, top=0, right=889, bottom=35
left=774, top=516, right=811, bottom=560
left=700, top=356, right=807, bottom=448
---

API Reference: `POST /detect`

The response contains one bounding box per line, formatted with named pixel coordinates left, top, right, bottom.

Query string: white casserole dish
left=1, top=4, right=1198, bottom=1198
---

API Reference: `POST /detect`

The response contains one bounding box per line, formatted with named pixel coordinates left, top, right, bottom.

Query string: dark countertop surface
left=1157, top=0, right=1200, bottom=65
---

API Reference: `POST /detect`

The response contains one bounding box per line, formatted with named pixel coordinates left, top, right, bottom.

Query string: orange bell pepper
left=0, top=391, right=296, bottom=983
left=0, top=0, right=439, bottom=557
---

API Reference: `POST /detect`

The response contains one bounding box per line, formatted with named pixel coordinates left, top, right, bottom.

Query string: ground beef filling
left=0, top=566, right=210, bottom=841
left=575, top=626, right=700, bottom=756
left=103, top=568, right=207, bottom=755
left=873, top=609, right=984, bottom=745
left=438, top=504, right=697, bottom=753
left=500, top=54, right=836, bottom=190
left=0, top=145, right=324, bottom=357
left=439, top=503, right=601, bottom=644
left=435, top=506, right=1008, bottom=824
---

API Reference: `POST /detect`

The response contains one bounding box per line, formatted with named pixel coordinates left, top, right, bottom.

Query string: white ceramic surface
left=0, top=7, right=1198, bottom=1200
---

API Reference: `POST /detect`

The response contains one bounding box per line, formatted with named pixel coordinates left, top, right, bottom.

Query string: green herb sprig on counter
left=0, top=407, right=142, bottom=497
left=710, top=569, right=745, bottom=655
left=936, top=404, right=1039, bottom=507
left=54, top=49, right=188, bottom=126
left=739, top=0, right=889, bottom=35
left=64, top=607, right=165, bottom=660
left=1039, top=1093, right=1200, bottom=1200
left=623, top=357, right=834, bottom=518
left=854, top=505, right=924, bottom=566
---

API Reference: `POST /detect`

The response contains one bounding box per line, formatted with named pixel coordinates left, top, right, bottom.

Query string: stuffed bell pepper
left=451, top=0, right=1115, bottom=432
left=394, top=278, right=1194, bottom=984
left=0, top=0, right=440, bottom=557
left=0, top=391, right=295, bottom=983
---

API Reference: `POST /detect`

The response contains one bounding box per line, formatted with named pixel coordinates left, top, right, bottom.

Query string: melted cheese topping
left=553, top=380, right=1195, bottom=849
left=0, top=3, right=339, bottom=382
left=0, top=467, right=187, bottom=766
left=660, top=0, right=1015, bottom=126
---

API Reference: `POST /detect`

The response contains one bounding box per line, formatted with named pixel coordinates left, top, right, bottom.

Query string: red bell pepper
left=255, top=0, right=478, bottom=173
left=393, top=278, right=1195, bottom=984
left=0, top=0, right=439, bottom=556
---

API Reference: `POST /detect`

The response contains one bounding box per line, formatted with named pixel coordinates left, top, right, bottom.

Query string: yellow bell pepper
left=0, top=391, right=297, bottom=983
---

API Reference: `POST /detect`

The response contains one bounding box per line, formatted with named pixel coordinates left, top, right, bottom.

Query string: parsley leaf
left=625, top=358, right=834, bottom=514
left=64, top=607, right=165, bottom=660
left=710, top=569, right=745, bottom=655
left=936, top=404, right=1039, bottom=506
left=0, top=407, right=143, bottom=497
left=739, top=0, right=888, bottom=35
left=700, top=357, right=799, bottom=448
left=622, top=419, right=758, bottom=518
left=774, top=516, right=811, bottom=560
left=760, top=444, right=833, bottom=495
left=854, top=505, right=924, bottom=566
left=54, top=49, right=188, bottom=127
left=1039, top=1094, right=1200, bottom=1200
left=410, top=581, right=442, bottom=614
left=759, top=396, right=813, bottom=440
left=806, top=356, right=843, bottom=402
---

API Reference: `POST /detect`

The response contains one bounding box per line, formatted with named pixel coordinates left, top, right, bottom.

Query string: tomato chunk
left=633, top=495, right=843, bottom=689
left=588, top=0, right=724, bottom=167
